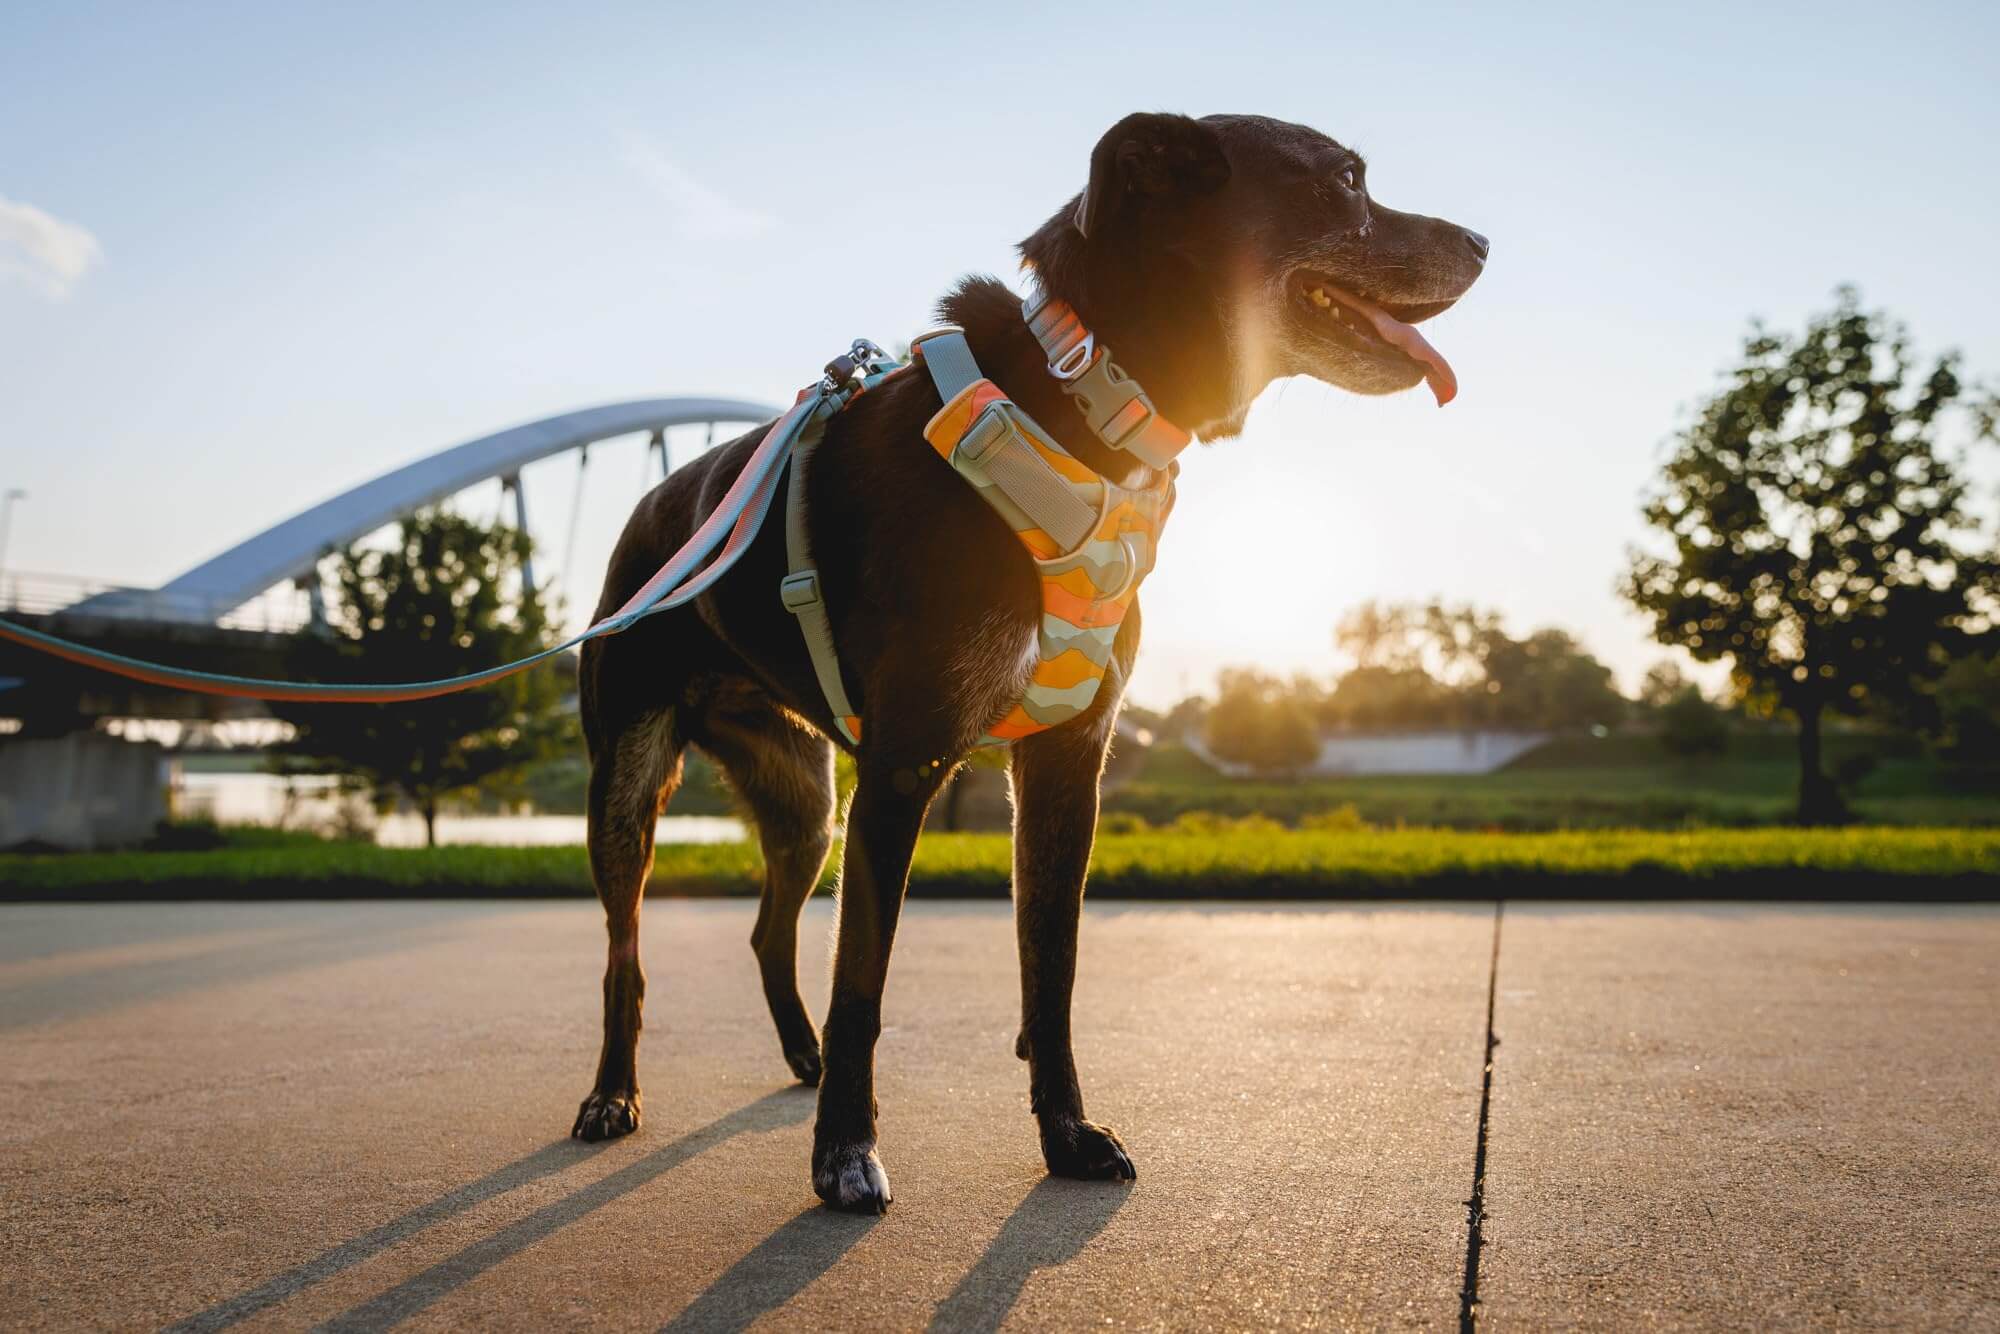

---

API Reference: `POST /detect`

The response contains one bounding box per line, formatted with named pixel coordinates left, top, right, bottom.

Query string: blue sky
left=3, top=1, right=1996, bottom=707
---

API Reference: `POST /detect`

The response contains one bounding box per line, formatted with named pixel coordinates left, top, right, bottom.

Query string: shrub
left=1659, top=686, right=1730, bottom=758
left=1299, top=803, right=1370, bottom=832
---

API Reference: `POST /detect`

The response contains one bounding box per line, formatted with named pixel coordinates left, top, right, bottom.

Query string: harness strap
left=780, top=421, right=862, bottom=746
left=1022, top=286, right=1192, bottom=470
left=908, top=326, right=983, bottom=401
left=915, top=329, right=1098, bottom=552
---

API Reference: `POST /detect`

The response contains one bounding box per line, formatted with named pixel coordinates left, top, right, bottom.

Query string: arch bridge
left=0, top=397, right=776, bottom=733
left=70, top=397, right=777, bottom=627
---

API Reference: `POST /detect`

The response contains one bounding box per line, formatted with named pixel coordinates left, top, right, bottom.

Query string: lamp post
left=0, top=488, right=24, bottom=605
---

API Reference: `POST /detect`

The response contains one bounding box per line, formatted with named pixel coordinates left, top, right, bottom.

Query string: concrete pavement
left=1479, top=906, right=2000, bottom=1330
left=0, top=900, right=1994, bottom=1330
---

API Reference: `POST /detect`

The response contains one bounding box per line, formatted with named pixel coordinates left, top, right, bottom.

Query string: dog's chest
left=944, top=606, right=1041, bottom=729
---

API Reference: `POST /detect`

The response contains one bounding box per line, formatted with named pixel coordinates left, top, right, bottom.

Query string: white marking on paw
left=816, top=1146, right=891, bottom=1209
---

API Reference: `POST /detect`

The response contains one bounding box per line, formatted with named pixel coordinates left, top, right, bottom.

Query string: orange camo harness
left=780, top=290, right=1189, bottom=746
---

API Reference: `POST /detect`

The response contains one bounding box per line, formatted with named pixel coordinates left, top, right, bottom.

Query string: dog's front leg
left=812, top=758, right=946, bottom=1213
left=1009, top=720, right=1137, bottom=1181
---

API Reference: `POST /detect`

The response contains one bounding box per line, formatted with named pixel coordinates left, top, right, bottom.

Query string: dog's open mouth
left=1291, top=274, right=1458, bottom=406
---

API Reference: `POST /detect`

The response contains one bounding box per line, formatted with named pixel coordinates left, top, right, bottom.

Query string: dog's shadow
left=165, top=1088, right=815, bottom=1333
left=658, top=1207, right=877, bottom=1331
left=169, top=1084, right=1125, bottom=1334
left=660, top=1175, right=1127, bottom=1333
left=925, top=1178, right=1130, bottom=1333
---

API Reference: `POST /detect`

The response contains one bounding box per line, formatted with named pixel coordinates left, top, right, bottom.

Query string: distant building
left=1185, top=730, right=1550, bottom=778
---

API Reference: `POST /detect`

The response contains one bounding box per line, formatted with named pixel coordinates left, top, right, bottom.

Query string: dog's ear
left=1075, top=113, right=1230, bottom=239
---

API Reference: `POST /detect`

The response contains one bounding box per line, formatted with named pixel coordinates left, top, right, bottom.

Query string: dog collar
left=1021, top=287, right=1192, bottom=469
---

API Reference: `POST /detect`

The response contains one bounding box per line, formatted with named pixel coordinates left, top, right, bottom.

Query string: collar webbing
left=1021, top=287, right=1192, bottom=470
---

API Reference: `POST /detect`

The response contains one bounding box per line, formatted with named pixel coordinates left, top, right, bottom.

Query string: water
left=172, top=771, right=747, bottom=846
left=372, top=812, right=746, bottom=847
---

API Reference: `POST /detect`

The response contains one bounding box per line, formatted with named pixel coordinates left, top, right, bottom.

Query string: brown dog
left=573, top=112, right=1487, bottom=1212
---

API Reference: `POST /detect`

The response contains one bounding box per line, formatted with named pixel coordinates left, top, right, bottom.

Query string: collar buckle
left=1047, top=333, right=1096, bottom=382
left=1022, top=284, right=1192, bottom=466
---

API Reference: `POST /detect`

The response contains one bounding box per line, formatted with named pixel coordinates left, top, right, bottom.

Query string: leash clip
left=821, top=338, right=890, bottom=393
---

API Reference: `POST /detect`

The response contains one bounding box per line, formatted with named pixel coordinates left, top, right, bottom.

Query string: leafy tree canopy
left=272, top=507, right=574, bottom=844
left=1327, top=600, right=1625, bottom=731
left=1638, top=661, right=1693, bottom=711
left=1204, top=668, right=1322, bottom=775
left=1622, top=288, right=1997, bottom=820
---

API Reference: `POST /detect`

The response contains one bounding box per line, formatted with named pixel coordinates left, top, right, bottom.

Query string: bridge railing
left=0, top=569, right=311, bottom=633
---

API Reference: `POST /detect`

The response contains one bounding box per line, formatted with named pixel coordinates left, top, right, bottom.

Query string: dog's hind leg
left=693, top=697, right=836, bottom=1086
left=1008, top=717, right=1137, bottom=1181
left=573, top=703, right=684, bottom=1142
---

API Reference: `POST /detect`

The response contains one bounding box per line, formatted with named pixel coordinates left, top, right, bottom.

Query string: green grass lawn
left=1103, top=737, right=1996, bottom=832
left=183, top=730, right=1993, bottom=833
left=6, top=826, right=1995, bottom=901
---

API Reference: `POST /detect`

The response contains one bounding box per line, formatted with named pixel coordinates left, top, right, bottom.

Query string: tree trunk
left=1794, top=699, right=1842, bottom=825
left=422, top=798, right=438, bottom=848
left=940, top=771, right=965, bottom=832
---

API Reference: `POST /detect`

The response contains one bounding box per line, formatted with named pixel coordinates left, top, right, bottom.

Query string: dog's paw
left=571, top=1090, right=641, bottom=1142
left=1039, top=1117, right=1136, bottom=1182
left=783, top=1041, right=823, bottom=1087
left=814, top=1142, right=892, bottom=1213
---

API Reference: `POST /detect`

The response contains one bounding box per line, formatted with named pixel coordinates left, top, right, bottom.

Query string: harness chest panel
left=921, top=373, right=1173, bottom=743
left=781, top=301, right=1188, bottom=751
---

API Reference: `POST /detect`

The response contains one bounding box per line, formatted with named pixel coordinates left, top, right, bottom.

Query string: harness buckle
left=1101, top=395, right=1158, bottom=451
left=1047, top=334, right=1096, bottom=382
left=779, top=570, right=823, bottom=613
left=957, top=405, right=1015, bottom=468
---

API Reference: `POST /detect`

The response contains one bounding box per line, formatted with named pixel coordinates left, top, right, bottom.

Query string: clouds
left=0, top=196, right=103, bottom=298
left=620, top=139, right=776, bottom=241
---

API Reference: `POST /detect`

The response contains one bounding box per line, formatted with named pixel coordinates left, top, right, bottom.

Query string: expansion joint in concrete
left=1458, top=901, right=1503, bottom=1333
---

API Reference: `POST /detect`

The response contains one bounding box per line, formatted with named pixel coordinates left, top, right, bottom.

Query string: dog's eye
left=1336, top=165, right=1362, bottom=192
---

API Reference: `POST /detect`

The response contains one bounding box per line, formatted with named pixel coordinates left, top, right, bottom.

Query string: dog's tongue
left=1334, top=289, right=1458, bottom=406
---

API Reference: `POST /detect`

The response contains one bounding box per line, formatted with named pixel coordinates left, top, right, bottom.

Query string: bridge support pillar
left=502, top=473, right=536, bottom=597
left=300, top=574, right=328, bottom=633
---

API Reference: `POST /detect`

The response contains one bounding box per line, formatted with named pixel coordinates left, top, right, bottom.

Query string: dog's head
left=1023, top=112, right=1487, bottom=433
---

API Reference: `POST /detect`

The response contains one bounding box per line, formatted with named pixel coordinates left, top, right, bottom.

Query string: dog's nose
left=1462, top=228, right=1491, bottom=263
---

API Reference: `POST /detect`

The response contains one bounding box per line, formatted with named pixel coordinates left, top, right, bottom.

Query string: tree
left=1328, top=600, right=1461, bottom=729
left=272, top=507, right=573, bottom=845
left=1657, top=685, right=1730, bottom=758
left=1334, top=600, right=1424, bottom=672
left=1638, top=661, right=1691, bottom=711
left=936, top=747, right=1006, bottom=832
left=1474, top=626, right=1626, bottom=731
left=1623, top=289, right=1998, bottom=822
left=1320, top=663, right=1457, bottom=730
left=1204, top=669, right=1321, bottom=774
left=1932, top=650, right=2000, bottom=770
left=1328, top=600, right=1625, bottom=732
left=1161, top=692, right=1210, bottom=741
